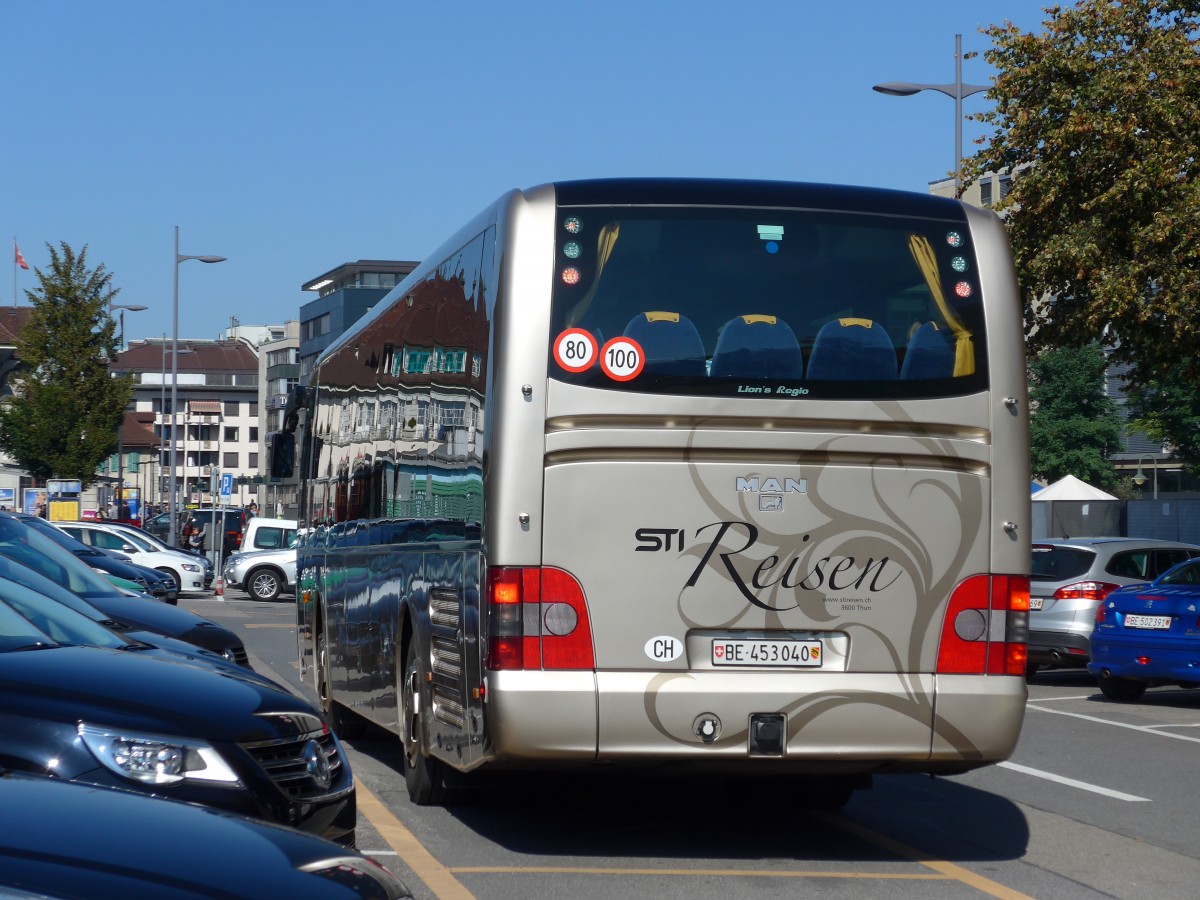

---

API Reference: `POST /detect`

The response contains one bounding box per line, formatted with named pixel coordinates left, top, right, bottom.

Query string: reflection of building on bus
left=290, top=179, right=1031, bottom=810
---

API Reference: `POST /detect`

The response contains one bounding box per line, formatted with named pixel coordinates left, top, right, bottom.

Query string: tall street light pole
left=873, top=33, right=989, bottom=191
left=109, top=302, right=146, bottom=516
left=169, top=227, right=225, bottom=548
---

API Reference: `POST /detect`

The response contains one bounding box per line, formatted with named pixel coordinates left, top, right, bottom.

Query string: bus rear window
left=548, top=206, right=987, bottom=399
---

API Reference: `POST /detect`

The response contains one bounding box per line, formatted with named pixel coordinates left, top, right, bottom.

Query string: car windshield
left=1157, top=559, right=1200, bottom=586
left=107, top=527, right=156, bottom=552
left=1030, top=545, right=1096, bottom=582
left=0, top=599, right=58, bottom=652
left=0, top=578, right=127, bottom=649
left=0, top=517, right=125, bottom=598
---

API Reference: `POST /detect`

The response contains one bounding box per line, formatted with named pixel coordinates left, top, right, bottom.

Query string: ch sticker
left=553, top=328, right=598, bottom=373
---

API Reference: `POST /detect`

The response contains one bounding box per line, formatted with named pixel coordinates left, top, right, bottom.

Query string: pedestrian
left=189, top=521, right=208, bottom=557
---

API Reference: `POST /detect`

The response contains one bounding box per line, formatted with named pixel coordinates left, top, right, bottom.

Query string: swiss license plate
left=1029, top=597, right=1044, bottom=611
left=711, top=639, right=822, bottom=668
left=1125, top=614, right=1172, bottom=630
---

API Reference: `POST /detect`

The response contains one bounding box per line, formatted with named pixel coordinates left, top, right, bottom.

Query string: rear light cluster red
left=936, top=574, right=1030, bottom=675
left=486, top=567, right=595, bottom=671
left=1054, top=581, right=1120, bottom=602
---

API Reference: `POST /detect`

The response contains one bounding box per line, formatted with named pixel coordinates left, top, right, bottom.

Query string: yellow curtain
left=566, top=223, right=620, bottom=327
left=907, top=234, right=974, bottom=376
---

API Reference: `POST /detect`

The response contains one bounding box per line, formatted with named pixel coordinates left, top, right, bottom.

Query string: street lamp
left=110, top=303, right=146, bottom=516
left=168, top=227, right=225, bottom=548
left=109, top=302, right=148, bottom=351
left=1133, top=455, right=1159, bottom=499
left=873, top=34, right=990, bottom=190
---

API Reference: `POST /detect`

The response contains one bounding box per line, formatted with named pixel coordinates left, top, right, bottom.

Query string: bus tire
left=317, top=629, right=366, bottom=739
left=402, top=640, right=448, bottom=806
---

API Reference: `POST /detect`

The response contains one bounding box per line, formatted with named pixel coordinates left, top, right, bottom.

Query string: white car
left=55, top=522, right=210, bottom=593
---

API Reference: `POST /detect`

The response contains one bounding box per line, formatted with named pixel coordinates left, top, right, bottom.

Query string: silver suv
left=1029, top=537, right=1200, bottom=674
left=222, top=536, right=296, bottom=602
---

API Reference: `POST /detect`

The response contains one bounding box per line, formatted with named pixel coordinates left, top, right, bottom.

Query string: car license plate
left=1029, top=597, right=1044, bottom=611
left=711, top=639, right=822, bottom=667
left=1125, top=614, right=1172, bottom=630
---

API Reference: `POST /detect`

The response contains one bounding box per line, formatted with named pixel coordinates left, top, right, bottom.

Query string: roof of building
left=119, top=411, right=160, bottom=451
left=0, top=308, right=34, bottom=346
left=301, top=260, right=419, bottom=292
left=117, top=339, right=259, bottom=373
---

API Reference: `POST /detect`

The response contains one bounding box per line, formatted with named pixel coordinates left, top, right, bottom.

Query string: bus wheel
left=402, top=641, right=448, bottom=805
left=317, top=630, right=365, bottom=739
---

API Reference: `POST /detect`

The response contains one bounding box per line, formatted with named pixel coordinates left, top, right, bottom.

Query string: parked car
left=0, top=564, right=275, bottom=684
left=242, top=515, right=298, bottom=551
left=1089, top=556, right=1200, bottom=702
left=13, top=514, right=180, bottom=603
left=102, top=518, right=215, bottom=588
left=0, top=596, right=357, bottom=846
left=55, top=519, right=209, bottom=593
left=0, top=512, right=249, bottom=665
left=0, top=770, right=410, bottom=899
left=224, top=541, right=297, bottom=601
left=1029, top=537, right=1200, bottom=674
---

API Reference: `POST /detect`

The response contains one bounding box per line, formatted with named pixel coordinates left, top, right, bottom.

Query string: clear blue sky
left=3, top=0, right=1054, bottom=344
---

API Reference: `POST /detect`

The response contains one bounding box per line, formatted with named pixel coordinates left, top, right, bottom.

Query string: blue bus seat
left=806, top=317, right=897, bottom=381
left=710, top=314, right=804, bottom=379
left=900, top=321, right=956, bottom=380
left=622, top=311, right=707, bottom=377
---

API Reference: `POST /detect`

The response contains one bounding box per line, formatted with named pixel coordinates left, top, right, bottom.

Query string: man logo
left=736, top=476, right=807, bottom=494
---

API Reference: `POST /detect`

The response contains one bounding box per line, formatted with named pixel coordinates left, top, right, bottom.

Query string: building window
left=223, top=452, right=239, bottom=468
left=224, top=401, right=239, bottom=417
left=224, top=426, right=238, bottom=442
left=249, top=452, right=259, bottom=468
left=248, top=402, right=258, bottom=417
left=980, top=180, right=993, bottom=207
left=249, top=426, right=258, bottom=442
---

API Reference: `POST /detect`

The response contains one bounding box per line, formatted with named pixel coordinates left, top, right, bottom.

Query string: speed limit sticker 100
left=553, top=328, right=598, bottom=373
left=600, top=336, right=645, bottom=382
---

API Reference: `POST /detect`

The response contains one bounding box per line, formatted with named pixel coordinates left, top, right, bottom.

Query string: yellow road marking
left=816, top=811, right=1035, bottom=900
left=355, top=780, right=475, bottom=900
left=357, top=786, right=1029, bottom=899
left=450, top=867, right=947, bottom=879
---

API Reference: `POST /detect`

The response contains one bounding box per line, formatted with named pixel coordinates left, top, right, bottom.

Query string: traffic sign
left=220, top=472, right=233, bottom=502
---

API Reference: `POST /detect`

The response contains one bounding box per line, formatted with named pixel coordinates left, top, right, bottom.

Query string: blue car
left=1089, top=556, right=1200, bottom=702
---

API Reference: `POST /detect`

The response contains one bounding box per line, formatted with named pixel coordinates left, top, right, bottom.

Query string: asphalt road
left=187, top=590, right=1200, bottom=900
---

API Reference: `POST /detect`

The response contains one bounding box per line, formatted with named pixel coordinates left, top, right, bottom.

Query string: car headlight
left=78, top=724, right=241, bottom=786
left=299, top=857, right=411, bottom=899
left=181, top=563, right=201, bottom=572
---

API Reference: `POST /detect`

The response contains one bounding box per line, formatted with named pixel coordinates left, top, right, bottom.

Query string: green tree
left=1125, top=362, right=1200, bottom=475
left=1029, top=344, right=1123, bottom=487
left=0, top=243, right=133, bottom=482
left=965, top=0, right=1200, bottom=387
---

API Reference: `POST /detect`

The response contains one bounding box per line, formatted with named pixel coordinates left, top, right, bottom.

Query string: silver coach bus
left=285, top=178, right=1031, bottom=807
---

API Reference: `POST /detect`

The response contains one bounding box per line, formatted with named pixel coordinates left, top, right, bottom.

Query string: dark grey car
left=1028, top=537, right=1200, bottom=674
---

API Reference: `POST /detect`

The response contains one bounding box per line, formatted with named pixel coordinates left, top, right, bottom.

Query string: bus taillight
left=486, top=567, right=595, bottom=671
left=936, top=574, right=1029, bottom=676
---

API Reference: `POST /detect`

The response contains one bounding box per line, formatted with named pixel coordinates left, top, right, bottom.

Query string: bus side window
left=710, top=314, right=804, bottom=380
left=623, top=311, right=706, bottom=377
left=806, top=318, right=897, bottom=381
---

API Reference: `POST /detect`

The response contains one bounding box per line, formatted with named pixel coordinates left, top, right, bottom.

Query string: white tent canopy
left=1031, top=474, right=1117, bottom=502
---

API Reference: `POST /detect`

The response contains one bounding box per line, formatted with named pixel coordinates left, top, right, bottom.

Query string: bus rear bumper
left=486, top=670, right=1026, bottom=770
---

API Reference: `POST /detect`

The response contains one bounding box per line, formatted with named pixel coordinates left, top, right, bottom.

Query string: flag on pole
left=14, top=242, right=28, bottom=270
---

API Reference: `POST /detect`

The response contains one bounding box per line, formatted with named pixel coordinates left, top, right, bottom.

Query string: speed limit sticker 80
left=599, top=336, right=645, bottom=382
left=553, top=328, right=598, bottom=373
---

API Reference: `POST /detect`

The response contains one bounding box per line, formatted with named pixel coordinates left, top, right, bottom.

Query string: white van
left=240, top=517, right=298, bottom=552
